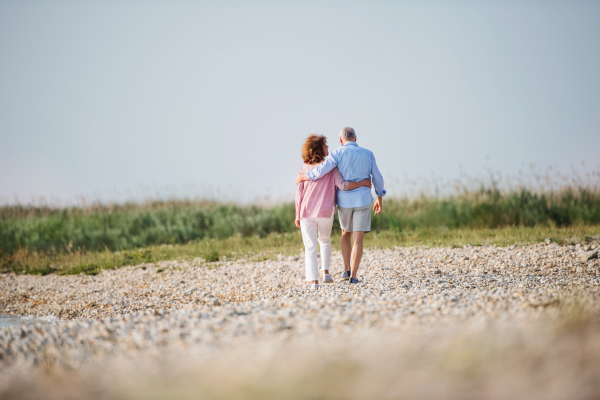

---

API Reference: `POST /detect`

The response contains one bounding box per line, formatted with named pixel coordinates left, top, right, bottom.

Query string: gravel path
left=1, top=242, right=599, bottom=399
left=1, top=243, right=599, bottom=320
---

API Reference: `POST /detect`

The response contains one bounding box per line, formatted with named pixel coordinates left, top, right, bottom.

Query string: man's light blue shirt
left=306, top=141, right=386, bottom=208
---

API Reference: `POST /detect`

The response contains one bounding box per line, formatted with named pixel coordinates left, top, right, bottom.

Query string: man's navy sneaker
left=341, top=271, right=351, bottom=281
left=348, top=277, right=361, bottom=284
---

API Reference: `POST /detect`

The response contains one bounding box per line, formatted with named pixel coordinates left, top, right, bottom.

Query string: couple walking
left=295, top=127, right=386, bottom=289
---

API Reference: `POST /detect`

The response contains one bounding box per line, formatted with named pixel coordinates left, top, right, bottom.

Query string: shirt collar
left=344, top=141, right=358, bottom=147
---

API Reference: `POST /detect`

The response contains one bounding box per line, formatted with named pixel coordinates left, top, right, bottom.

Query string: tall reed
left=1, top=181, right=599, bottom=256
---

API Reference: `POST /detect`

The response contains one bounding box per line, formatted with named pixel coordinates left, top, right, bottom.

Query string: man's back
left=330, top=142, right=379, bottom=208
left=334, top=143, right=372, bottom=181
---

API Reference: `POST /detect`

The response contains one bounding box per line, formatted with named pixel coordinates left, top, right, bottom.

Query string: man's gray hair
left=339, top=127, right=356, bottom=141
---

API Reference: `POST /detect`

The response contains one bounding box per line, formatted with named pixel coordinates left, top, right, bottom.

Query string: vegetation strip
left=2, top=225, right=599, bottom=275
left=2, top=185, right=599, bottom=256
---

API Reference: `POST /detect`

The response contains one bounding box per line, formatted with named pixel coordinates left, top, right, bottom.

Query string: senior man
left=296, top=127, right=386, bottom=284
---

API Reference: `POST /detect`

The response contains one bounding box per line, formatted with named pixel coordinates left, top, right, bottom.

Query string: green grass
left=2, top=224, right=599, bottom=275
left=1, top=181, right=599, bottom=275
left=2, top=185, right=600, bottom=256
left=0, top=201, right=297, bottom=254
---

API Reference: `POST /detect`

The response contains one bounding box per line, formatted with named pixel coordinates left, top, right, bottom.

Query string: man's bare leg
left=341, top=229, right=352, bottom=272
left=350, top=231, right=364, bottom=279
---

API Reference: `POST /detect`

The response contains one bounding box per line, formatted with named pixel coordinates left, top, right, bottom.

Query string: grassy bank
left=2, top=225, right=599, bottom=275
left=2, top=185, right=600, bottom=256
left=1, top=182, right=599, bottom=275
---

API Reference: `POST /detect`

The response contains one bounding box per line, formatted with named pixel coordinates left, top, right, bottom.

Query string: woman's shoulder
left=300, top=164, right=312, bottom=173
left=300, top=163, right=323, bottom=172
left=300, top=163, right=338, bottom=176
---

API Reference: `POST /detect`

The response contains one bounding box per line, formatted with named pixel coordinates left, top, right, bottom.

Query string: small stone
left=581, top=250, right=598, bottom=262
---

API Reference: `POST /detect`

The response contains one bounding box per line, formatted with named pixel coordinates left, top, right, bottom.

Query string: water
left=0, top=315, right=58, bottom=329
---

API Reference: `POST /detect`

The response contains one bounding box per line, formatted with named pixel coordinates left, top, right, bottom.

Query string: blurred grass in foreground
left=2, top=225, right=599, bottom=275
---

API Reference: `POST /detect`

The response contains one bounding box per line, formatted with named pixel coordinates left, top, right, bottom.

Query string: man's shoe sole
left=341, top=276, right=350, bottom=281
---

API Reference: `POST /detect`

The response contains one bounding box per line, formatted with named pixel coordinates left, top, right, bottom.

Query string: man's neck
left=342, top=140, right=356, bottom=146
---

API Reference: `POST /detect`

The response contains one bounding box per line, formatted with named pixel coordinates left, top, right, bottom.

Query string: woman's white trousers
left=300, top=215, right=334, bottom=282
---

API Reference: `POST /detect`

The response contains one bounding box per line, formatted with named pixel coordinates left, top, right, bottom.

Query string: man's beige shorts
left=338, top=203, right=372, bottom=233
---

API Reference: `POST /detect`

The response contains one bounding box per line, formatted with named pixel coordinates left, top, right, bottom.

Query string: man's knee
left=341, top=230, right=352, bottom=237
left=352, top=232, right=364, bottom=245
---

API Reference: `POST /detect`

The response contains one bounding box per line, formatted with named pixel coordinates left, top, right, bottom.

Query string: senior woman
left=295, top=134, right=371, bottom=290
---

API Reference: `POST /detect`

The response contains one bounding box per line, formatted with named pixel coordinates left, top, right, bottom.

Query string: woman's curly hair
left=301, top=134, right=327, bottom=164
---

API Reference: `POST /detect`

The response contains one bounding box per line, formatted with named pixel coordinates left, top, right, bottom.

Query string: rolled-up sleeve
left=306, top=155, right=337, bottom=181
left=371, top=153, right=386, bottom=197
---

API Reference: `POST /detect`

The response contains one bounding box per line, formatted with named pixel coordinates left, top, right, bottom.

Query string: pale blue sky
left=1, top=1, right=599, bottom=204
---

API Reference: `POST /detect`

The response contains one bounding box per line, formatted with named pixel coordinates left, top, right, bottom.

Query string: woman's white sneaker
left=311, top=283, right=320, bottom=290
left=323, top=274, right=334, bottom=283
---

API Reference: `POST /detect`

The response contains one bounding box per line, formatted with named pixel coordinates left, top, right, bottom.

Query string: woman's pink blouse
left=295, top=165, right=348, bottom=220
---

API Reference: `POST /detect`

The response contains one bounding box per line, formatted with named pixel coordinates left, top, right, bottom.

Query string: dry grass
left=1, top=224, right=600, bottom=275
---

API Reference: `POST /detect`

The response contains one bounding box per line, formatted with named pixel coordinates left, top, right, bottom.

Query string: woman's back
left=295, top=165, right=347, bottom=220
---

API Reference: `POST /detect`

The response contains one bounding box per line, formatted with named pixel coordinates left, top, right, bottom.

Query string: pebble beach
left=1, top=242, right=600, bottom=399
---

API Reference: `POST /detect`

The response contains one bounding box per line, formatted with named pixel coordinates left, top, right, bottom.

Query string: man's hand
left=373, top=196, right=383, bottom=216
left=295, top=219, right=301, bottom=228
left=296, top=173, right=310, bottom=185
